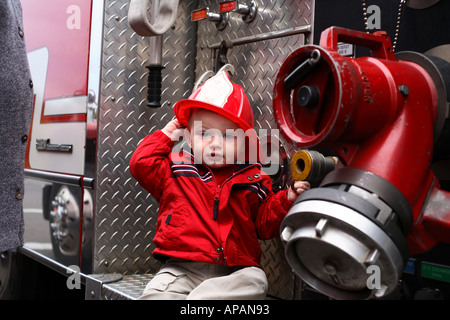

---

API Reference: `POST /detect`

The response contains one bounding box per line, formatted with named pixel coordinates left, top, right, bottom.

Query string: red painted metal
left=273, top=26, right=450, bottom=254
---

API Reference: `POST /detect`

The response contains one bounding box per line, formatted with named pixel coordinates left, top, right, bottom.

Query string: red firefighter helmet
left=174, top=71, right=254, bottom=131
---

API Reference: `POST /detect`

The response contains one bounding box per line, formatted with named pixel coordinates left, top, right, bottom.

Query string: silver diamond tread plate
left=94, top=0, right=313, bottom=300
left=94, top=0, right=199, bottom=276
left=101, top=274, right=155, bottom=300
left=99, top=271, right=294, bottom=300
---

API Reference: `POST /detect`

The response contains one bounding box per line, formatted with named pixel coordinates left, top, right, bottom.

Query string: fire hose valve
left=219, top=0, right=258, bottom=23
left=191, top=7, right=229, bottom=31
left=290, top=150, right=338, bottom=187
left=274, top=26, right=450, bottom=299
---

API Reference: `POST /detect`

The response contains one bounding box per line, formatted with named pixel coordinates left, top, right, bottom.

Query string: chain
left=362, top=0, right=406, bottom=52
left=362, top=0, right=370, bottom=33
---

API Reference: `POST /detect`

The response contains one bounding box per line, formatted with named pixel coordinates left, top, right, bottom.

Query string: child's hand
left=288, top=180, right=310, bottom=202
left=161, top=119, right=184, bottom=139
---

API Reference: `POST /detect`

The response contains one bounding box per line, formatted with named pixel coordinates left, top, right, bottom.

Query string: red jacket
left=129, top=130, right=294, bottom=267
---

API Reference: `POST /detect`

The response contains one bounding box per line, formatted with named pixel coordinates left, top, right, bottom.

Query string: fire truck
left=1, top=0, right=450, bottom=300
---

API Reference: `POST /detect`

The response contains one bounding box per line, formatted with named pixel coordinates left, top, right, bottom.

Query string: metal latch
left=36, top=139, right=73, bottom=153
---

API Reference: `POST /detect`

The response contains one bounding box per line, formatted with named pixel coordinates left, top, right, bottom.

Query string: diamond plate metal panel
left=94, top=0, right=199, bottom=275
left=94, top=0, right=314, bottom=300
left=102, top=274, right=154, bottom=300
left=195, top=0, right=313, bottom=300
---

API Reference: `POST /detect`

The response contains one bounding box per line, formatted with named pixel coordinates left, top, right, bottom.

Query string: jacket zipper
left=210, top=164, right=257, bottom=221
left=213, top=185, right=220, bottom=220
left=213, top=197, right=219, bottom=220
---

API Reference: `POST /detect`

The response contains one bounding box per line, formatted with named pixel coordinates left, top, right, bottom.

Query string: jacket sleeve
left=129, top=130, right=174, bottom=201
left=254, top=176, right=294, bottom=240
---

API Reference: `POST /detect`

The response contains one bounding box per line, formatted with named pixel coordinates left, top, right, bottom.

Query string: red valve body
left=274, top=27, right=450, bottom=254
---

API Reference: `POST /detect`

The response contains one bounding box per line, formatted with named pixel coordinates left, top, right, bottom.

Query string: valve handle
left=319, top=26, right=396, bottom=60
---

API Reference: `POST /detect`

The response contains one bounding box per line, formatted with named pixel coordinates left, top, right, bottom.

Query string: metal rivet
left=247, top=176, right=253, bottom=181
left=15, top=192, right=24, bottom=200
left=21, top=135, right=28, bottom=143
left=253, top=173, right=260, bottom=179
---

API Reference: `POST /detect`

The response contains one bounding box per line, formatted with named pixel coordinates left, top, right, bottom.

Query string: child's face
left=187, top=108, right=244, bottom=169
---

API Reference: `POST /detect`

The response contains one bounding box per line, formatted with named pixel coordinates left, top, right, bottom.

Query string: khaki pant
left=139, top=258, right=268, bottom=300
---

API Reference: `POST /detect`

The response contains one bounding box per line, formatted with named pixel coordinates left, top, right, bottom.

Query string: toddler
left=129, top=71, right=309, bottom=299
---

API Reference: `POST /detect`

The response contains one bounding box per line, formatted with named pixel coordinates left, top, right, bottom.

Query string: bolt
left=323, top=262, right=337, bottom=275
left=399, top=85, right=409, bottom=97
left=297, top=85, right=320, bottom=109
